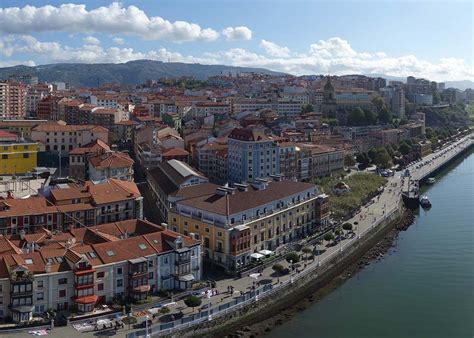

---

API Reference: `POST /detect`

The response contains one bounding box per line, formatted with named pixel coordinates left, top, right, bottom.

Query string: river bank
left=220, top=209, right=416, bottom=338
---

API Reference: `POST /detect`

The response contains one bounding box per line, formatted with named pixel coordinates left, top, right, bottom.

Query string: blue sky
left=0, top=0, right=472, bottom=80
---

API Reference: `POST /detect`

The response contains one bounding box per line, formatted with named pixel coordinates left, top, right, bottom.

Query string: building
left=0, top=219, right=202, bottom=321
left=0, top=81, right=27, bottom=119
left=379, top=87, right=406, bottom=119
left=232, top=98, right=273, bottom=114
left=276, top=141, right=297, bottom=180
left=0, top=120, right=53, bottom=140
left=228, top=128, right=280, bottom=184
left=195, top=141, right=229, bottom=185
left=69, top=139, right=111, bottom=180
left=168, top=178, right=328, bottom=271
left=147, top=160, right=209, bottom=222
left=31, top=124, right=109, bottom=154
left=277, top=100, right=303, bottom=117
left=88, top=151, right=134, bottom=181
left=407, top=93, right=433, bottom=106
left=0, top=179, right=143, bottom=236
left=192, top=102, right=230, bottom=118
left=36, top=96, right=61, bottom=120
left=295, top=144, right=344, bottom=181
left=0, top=131, right=38, bottom=175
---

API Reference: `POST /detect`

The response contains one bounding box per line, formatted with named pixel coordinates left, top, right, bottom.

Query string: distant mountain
left=0, top=60, right=285, bottom=87
left=444, top=80, right=473, bottom=91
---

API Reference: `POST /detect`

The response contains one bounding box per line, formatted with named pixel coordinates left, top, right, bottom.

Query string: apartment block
left=0, top=219, right=202, bottom=322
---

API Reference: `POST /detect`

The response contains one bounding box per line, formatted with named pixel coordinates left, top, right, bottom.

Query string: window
left=106, top=250, right=115, bottom=257
left=25, top=258, right=33, bottom=265
left=97, top=272, right=104, bottom=278
left=1, top=154, right=7, bottom=160
left=36, top=280, right=43, bottom=288
left=58, top=278, right=68, bottom=285
left=37, top=292, right=44, bottom=301
left=98, top=283, right=104, bottom=291
left=116, top=279, right=123, bottom=287
left=117, top=267, right=122, bottom=275
left=59, top=290, right=66, bottom=298
left=138, top=243, right=147, bottom=250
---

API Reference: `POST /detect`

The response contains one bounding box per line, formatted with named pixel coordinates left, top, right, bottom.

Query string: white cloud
left=260, top=39, right=290, bottom=57
left=112, top=37, right=125, bottom=45
left=0, top=35, right=472, bottom=81
left=0, top=2, right=220, bottom=42
left=0, top=59, right=35, bottom=67
left=83, top=36, right=100, bottom=45
left=222, top=26, right=252, bottom=41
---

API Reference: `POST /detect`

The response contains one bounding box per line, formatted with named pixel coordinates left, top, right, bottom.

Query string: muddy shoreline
left=225, top=210, right=416, bottom=338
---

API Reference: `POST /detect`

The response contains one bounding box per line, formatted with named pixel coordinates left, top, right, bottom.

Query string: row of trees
left=347, top=96, right=393, bottom=126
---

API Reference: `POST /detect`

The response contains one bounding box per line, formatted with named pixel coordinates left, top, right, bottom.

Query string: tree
left=399, top=142, right=412, bottom=155
left=184, top=295, right=202, bottom=311
left=344, top=154, right=356, bottom=167
left=301, top=104, right=314, bottom=114
left=160, top=306, right=170, bottom=315
left=372, top=95, right=386, bottom=113
left=342, top=222, right=353, bottom=233
left=272, top=264, right=284, bottom=274
left=285, top=252, right=300, bottom=264
left=348, top=107, right=366, bottom=126
left=356, top=153, right=370, bottom=166
left=324, top=233, right=334, bottom=243
left=364, top=108, right=378, bottom=125
left=368, top=148, right=377, bottom=161
left=302, top=247, right=312, bottom=260
left=432, top=90, right=441, bottom=105
left=378, top=106, right=393, bottom=124
left=374, top=148, right=392, bottom=169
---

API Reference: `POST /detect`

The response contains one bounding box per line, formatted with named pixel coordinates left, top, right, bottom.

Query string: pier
left=402, top=134, right=473, bottom=208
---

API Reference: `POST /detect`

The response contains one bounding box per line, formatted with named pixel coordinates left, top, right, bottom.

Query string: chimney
left=234, top=183, right=249, bottom=192
left=161, top=223, right=168, bottom=230
left=45, top=262, right=51, bottom=273
left=19, top=230, right=26, bottom=240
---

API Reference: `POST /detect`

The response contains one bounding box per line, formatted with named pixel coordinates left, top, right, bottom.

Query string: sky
left=0, top=0, right=472, bottom=81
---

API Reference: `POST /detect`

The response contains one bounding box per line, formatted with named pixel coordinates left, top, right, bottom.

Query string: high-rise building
left=228, top=128, right=280, bottom=184
left=0, top=81, right=27, bottom=119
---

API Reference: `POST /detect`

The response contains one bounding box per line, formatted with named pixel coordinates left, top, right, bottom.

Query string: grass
left=314, top=172, right=387, bottom=221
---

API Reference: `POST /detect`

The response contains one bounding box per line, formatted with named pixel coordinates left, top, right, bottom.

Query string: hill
left=0, top=60, right=285, bottom=87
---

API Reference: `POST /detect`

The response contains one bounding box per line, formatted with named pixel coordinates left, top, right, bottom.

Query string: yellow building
left=0, top=131, right=38, bottom=175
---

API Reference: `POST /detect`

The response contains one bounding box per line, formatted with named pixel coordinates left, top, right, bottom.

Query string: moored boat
left=427, top=177, right=436, bottom=184
left=419, top=195, right=432, bottom=208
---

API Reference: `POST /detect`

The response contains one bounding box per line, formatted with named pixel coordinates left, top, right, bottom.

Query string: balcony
left=175, top=257, right=191, bottom=265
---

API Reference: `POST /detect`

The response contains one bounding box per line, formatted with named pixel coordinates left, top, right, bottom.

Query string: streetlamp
left=207, top=283, right=212, bottom=321
left=316, top=241, right=321, bottom=267
left=145, top=315, right=150, bottom=338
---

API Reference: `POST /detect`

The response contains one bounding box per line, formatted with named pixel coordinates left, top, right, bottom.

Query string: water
left=272, top=151, right=474, bottom=338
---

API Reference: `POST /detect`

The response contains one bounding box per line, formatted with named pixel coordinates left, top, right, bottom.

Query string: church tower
left=321, top=76, right=337, bottom=117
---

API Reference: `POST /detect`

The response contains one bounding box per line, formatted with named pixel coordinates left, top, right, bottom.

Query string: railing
left=128, top=202, right=402, bottom=338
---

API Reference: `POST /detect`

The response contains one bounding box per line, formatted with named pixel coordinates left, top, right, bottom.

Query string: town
left=0, top=70, right=472, bottom=337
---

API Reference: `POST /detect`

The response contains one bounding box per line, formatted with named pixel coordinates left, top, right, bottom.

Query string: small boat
left=427, top=177, right=436, bottom=184
left=419, top=195, right=432, bottom=208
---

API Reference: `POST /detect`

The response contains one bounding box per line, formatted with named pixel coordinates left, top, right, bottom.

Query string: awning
left=259, top=249, right=273, bottom=256
left=249, top=273, right=261, bottom=279
left=178, top=274, right=195, bottom=282
left=250, top=253, right=264, bottom=260
left=73, top=295, right=99, bottom=304
left=10, top=305, right=34, bottom=313
left=130, top=285, right=151, bottom=293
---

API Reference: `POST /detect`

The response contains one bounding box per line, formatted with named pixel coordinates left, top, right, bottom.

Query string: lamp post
left=145, top=315, right=150, bottom=338
left=316, top=242, right=321, bottom=266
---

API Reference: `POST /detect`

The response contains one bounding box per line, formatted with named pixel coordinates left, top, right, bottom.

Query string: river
left=271, top=150, right=474, bottom=338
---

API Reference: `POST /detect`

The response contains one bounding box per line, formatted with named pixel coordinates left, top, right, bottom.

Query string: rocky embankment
left=224, top=210, right=416, bottom=338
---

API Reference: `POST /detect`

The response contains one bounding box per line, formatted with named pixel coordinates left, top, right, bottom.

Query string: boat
left=427, top=177, right=436, bottom=184
left=402, top=180, right=419, bottom=209
left=419, top=195, right=432, bottom=208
